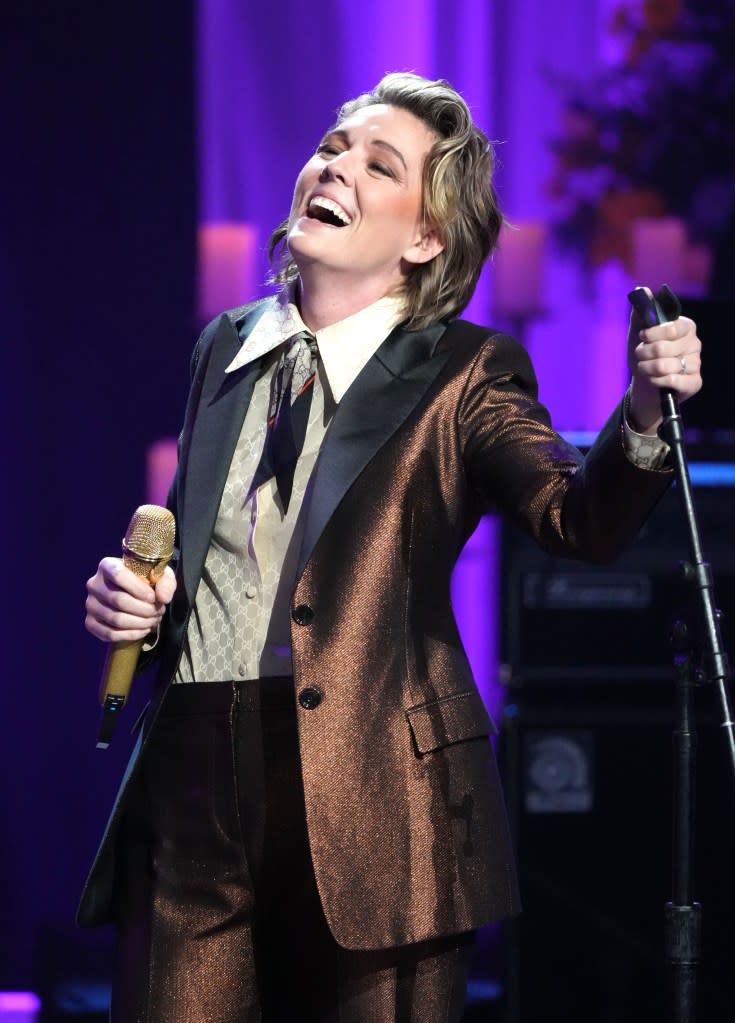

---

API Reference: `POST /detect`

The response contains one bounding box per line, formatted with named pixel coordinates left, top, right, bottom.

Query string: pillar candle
left=493, top=222, right=546, bottom=316
left=631, top=216, right=687, bottom=294
left=198, top=222, right=258, bottom=322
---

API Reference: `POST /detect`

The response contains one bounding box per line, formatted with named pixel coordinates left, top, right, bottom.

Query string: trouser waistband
left=159, top=676, right=295, bottom=716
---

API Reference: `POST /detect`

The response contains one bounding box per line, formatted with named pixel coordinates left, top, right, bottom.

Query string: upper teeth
left=309, top=196, right=352, bottom=225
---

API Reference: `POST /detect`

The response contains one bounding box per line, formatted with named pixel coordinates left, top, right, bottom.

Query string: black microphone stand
left=628, top=286, right=735, bottom=1023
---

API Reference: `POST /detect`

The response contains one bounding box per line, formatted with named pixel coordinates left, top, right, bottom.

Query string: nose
left=320, top=149, right=354, bottom=186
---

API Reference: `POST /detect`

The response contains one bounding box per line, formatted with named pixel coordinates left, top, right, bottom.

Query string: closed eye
left=369, top=161, right=394, bottom=177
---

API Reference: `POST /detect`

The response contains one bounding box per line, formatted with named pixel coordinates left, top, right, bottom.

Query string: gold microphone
left=97, top=504, right=176, bottom=749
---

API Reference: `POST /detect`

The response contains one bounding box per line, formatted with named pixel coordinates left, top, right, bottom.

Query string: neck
left=296, top=267, right=403, bottom=332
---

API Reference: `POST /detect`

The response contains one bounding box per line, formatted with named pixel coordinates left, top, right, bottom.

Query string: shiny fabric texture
left=80, top=309, right=673, bottom=952
left=112, top=678, right=475, bottom=1023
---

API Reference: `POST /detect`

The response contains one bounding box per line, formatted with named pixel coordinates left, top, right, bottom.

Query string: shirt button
left=238, top=664, right=246, bottom=678
left=298, top=687, right=322, bottom=710
left=245, top=584, right=257, bottom=599
left=292, top=604, right=314, bottom=626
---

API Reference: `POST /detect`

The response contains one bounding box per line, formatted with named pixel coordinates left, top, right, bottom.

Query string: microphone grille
left=123, top=504, right=176, bottom=566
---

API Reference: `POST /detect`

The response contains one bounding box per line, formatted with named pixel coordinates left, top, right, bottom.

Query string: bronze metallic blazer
left=78, top=303, right=672, bottom=949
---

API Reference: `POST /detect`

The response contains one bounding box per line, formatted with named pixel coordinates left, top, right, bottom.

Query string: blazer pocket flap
left=406, top=690, right=497, bottom=754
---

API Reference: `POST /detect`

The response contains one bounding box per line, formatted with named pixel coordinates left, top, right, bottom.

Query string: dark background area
left=1, top=1, right=196, bottom=989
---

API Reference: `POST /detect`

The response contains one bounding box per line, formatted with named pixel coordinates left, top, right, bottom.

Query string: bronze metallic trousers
left=111, top=678, right=475, bottom=1022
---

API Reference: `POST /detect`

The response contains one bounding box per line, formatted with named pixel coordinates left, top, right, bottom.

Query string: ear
left=402, top=227, right=445, bottom=266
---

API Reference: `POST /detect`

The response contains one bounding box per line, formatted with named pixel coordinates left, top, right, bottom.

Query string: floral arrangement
left=548, top=0, right=735, bottom=269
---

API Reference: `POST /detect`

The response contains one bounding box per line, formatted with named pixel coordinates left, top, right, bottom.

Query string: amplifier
left=499, top=695, right=735, bottom=1023
left=500, top=479, right=735, bottom=685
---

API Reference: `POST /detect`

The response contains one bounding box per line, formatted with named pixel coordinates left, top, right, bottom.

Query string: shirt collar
left=225, top=284, right=405, bottom=403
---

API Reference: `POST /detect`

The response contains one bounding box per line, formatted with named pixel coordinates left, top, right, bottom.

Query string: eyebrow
left=322, top=128, right=408, bottom=171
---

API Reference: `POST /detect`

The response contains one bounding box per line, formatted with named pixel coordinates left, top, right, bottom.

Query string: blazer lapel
left=296, top=321, right=450, bottom=578
left=180, top=305, right=269, bottom=601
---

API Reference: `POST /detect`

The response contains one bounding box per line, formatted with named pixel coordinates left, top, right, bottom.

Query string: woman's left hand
left=627, top=308, right=702, bottom=434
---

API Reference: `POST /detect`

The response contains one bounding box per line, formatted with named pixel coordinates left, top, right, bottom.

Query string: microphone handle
left=96, top=552, right=169, bottom=750
left=99, top=551, right=158, bottom=697
left=100, top=637, right=145, bottom=700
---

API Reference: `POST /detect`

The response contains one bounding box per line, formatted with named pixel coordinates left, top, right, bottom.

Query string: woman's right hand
left=85, top=558, right=177, bottom=643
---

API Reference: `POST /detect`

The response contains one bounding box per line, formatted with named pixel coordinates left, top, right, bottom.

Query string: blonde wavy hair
left=268, top=72, right=503, bottom=330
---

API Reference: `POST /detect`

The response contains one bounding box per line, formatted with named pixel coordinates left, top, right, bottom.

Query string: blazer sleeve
left=458, top=331, right=673, bottom=562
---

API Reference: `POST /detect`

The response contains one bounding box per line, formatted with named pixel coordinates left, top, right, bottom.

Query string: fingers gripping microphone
left=97, top=504, right=175, bottom=750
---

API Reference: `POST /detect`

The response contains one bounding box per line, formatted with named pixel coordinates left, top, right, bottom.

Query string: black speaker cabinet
left=498, top=480, right=735, bottom=1022
left=499, top=691, right=735, bottom=1023
left=500, top=479, right=735, bottom=686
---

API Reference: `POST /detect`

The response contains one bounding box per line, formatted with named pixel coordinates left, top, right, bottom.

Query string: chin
left=287, top=219, right=323, bottom=254
left=286, top=233, right=317, bottom=267
left=288, top=230, right=345, bottom=274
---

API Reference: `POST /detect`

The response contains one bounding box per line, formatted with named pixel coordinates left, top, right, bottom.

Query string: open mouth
left=306, top=196, right=352, bottom=228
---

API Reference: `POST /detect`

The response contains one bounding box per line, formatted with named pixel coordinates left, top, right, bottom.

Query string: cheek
left=289, top=183, right=305, bottom=220
left=288, top=168, right=310, bottom=220
left=376, top=189, right=423, bottom=230
left=399, top=190, right=424, bottom=225
left=291, top=159, right=323, bottom=210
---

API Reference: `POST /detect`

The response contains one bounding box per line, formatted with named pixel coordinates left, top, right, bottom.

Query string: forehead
left=333, top=103, right=437, bottom=156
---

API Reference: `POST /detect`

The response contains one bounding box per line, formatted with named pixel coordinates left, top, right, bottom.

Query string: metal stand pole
left=628, top=286, right=734, bottom=1023
left=666, top=625, right=702, bottom=1023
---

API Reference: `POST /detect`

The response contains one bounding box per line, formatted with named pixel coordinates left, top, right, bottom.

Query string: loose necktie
left=248, top=331, right=319, bottom=512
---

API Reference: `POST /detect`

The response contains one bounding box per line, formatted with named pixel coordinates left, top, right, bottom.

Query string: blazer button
left=292, top=603, right=314, bottom=626
left=298, top=687, right=322, bottom=710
